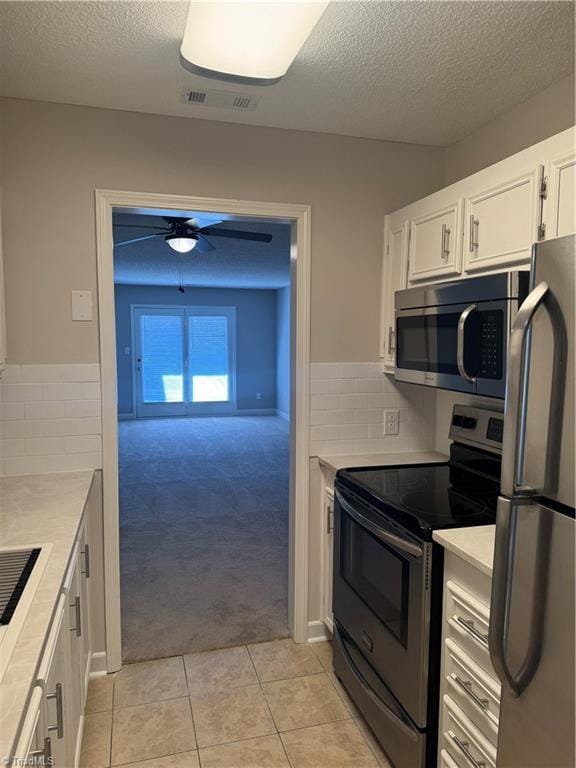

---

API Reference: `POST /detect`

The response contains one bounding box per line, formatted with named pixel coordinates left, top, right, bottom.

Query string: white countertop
left=0, top=471, right=95, bottom=762
left=318, top=450, right=448, bottom=472
left=433, top=525, right=496, bottom=577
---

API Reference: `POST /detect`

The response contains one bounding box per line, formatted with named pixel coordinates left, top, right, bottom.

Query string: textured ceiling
left=0, top=1, right=573, bottom=146
left=113, top=213, right=291, bottom=288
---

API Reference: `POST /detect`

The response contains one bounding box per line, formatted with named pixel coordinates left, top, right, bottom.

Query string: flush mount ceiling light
left=180, top=1, right=330, bottom=85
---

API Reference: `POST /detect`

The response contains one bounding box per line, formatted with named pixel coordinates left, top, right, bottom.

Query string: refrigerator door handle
left=489, top=498, right=521, bottom=696
left=500, top=280, right=549, bottom=497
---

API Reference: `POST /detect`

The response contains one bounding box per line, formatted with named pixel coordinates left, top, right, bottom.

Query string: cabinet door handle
left=69, top=595, right=82, bottom=637
left=456, top=615, right=488, bottom=646
left=448, top=731, right=486, bottom=768
left=388, top=326, right=396, bottom=353
left=29, top=737, right=52, bottom=764
left=469, top=215, right=479, bottom=252
left=441, top=223, right=451, bottom=261
left=326, top=502, right=334, bottom=534
left=46, top=682, right=64, bottom=739
left=81, top=543, right=90, bottom=578
left=452, top=673, right=489, bottom=710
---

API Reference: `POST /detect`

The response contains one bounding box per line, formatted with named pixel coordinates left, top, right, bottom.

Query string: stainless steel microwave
left=394, top=272, right=530, bottom=398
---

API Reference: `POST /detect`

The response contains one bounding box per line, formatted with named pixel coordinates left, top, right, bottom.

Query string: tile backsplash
left=309, top=362, right=436, bottom=457
left=0, top=364, right=102, bottom=476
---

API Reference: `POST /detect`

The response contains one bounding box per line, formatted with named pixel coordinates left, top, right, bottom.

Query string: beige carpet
left=119, top=416, right=290, bottom=663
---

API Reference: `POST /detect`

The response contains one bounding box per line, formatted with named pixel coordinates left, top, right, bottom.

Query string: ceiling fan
left=113, top=215, right=273, bottom=254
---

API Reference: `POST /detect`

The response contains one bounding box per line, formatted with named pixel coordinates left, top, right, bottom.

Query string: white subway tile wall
left=309, top=362, right=436, bottom=457
left=0, top=364, right=102, bottom=476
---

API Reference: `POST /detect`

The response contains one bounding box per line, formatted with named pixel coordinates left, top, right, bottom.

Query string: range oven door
left=333, top=483, right=432, bottom=728
left=395, top=299, right=508, bottom=398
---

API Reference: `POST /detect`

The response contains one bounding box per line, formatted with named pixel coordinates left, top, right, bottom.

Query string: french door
left=133, top=306, right=237, bottom=417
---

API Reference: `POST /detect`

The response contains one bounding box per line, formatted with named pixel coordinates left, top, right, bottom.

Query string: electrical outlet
left=384, top=409, right=399, bottom=435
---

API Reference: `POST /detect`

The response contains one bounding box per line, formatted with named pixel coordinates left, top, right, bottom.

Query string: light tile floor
left=80, top=639, right=392, bottom=768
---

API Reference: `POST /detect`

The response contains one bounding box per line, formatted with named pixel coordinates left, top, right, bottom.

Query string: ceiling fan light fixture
left=165, top=234, right=198, bottom=253
left=179, top=1, right=330, bottom=85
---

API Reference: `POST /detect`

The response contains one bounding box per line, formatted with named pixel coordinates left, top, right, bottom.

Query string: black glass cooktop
left=337, top=459, right=499, bottom=539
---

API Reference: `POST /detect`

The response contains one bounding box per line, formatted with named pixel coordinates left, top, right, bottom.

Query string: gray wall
left=444, top=73, right=576, bottom=184
left=0, top=98, right=445, bottom=365
left=115, top=285, right=278, bottom=415
left=276, top=286, right=290, bottom=419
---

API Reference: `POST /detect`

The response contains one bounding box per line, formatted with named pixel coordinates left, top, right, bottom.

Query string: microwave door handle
left=457, top=304, right=477, bottom=384
left=500, top=280, right=549, bottom=497
left=335, top=490, right=423, bottom=558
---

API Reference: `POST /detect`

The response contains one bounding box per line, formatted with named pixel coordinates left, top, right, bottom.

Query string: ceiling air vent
left=183, top=89, right=262, bottom=112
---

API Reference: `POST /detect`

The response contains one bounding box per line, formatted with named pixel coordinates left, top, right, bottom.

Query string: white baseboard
left=89, top=651, right=108, bottom=676
left=307, top=620, right=330, bottom=642
left=276, top=409, right=290, bottom=421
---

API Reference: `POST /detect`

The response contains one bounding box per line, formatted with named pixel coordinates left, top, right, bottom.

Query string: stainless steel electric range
left=332, top=404, right=503, bottom=768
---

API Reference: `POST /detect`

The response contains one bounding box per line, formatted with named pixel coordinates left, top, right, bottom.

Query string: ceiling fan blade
left=185, top=215, right=224, bottom=230
left=113, top=224, right=171, bottom=231
left=200, top=227, right=273, bottom=243
left=114, top=234, right=162, bottom=247
left=194, top=234, right=216, bottom=254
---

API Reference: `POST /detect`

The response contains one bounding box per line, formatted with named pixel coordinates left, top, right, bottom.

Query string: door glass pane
left=140, top=314, right=184, bottom=402
left=189, top=315, right=229, bottom=402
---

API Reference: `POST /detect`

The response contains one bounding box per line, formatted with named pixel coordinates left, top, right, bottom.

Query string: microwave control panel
left=478, top=310, right=504, bottom=379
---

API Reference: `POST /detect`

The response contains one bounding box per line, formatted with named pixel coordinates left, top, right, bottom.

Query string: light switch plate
left=71, top=290, right=93, bottom=321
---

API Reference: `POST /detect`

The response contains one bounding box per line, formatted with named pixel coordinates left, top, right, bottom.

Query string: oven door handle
left=335, top=490, right=423, bottom=558
left=457, top=303, right=477, bottom=384
left=334, top=626, right=420, bottom=743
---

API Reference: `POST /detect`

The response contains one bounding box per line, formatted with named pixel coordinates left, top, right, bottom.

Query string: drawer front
left=444, top=638, right=500, bottom=744
left=446, top=579, right=493, bottom=673
left=440, top=748, right=461, bottom=768
left=443, top=695, right=497, bottom=768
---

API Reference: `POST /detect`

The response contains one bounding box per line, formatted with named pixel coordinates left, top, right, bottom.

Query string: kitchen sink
left=0, top=544, right=52, bottom=683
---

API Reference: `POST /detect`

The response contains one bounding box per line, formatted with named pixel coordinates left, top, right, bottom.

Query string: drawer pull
left=46, top=682, right=64, bottom=739
left=448, top=730, right=486, bottom=768
left=456, top=615, right=489, bottom=646
left=29, top=737, right=52, bottom=764
left=69, top=595, right=82, bottom=637
left=452, top=674, right=489, bottom=711
left=81, top=543, right=90, bottom=578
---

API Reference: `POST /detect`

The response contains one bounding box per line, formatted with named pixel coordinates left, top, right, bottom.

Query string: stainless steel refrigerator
left=489, top=233, right=575, bottom=767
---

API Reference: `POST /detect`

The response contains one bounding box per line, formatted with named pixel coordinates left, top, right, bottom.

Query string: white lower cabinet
left=13, top=516, right=93, bottom=767
left=36, top=595, right=70, bottom=767
left=438, top=553, right=501, bottom=768
left=322, top=485, right=334, bottom=632
left=13, top=687, right=48, bottom=766
left=63, top=525, right=91, bottom=766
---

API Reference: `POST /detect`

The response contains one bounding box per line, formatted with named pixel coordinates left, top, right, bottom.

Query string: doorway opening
left=97, top=192, right=309, bottom=671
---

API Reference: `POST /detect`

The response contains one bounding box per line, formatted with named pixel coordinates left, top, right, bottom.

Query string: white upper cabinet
left=380, top=216, right=409, bottom=370
left=408, top=199, right=463, bottom=283
left=463, top=164, right=542, bottom=273
left=547, top=150, right=576, bottom=237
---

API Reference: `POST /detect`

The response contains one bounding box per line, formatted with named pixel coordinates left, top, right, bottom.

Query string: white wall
left=0, top=98, right=445, bottom=366
left=444, top=73, right=576, bottom=184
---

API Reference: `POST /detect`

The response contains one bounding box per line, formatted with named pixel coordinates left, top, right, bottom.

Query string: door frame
left=132, top=304, right=238, bottom=417
left=95, top=189, right=311, bottom=671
